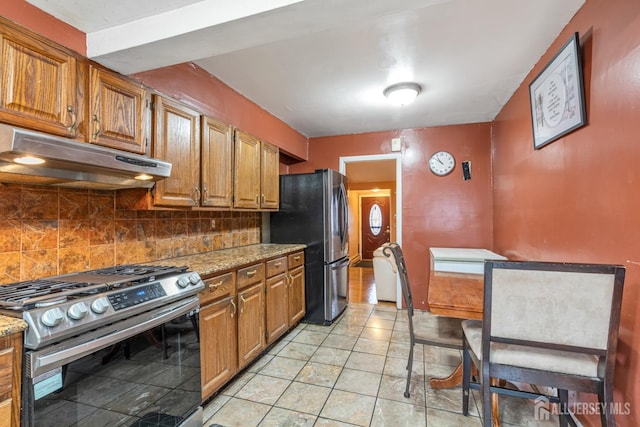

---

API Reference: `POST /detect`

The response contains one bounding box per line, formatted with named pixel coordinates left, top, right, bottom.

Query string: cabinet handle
left=286, top=274, right=292, bottom=287
left=194, top=187, right=201, bottom=203
left=202, top=187, right=208, bottom=200
left=261, top=194, right=265, bottom=204
left=92, top=114, right=101, bottom=140
left=239, top=295, right=246, bottom=313
left=245, top=270, right=257, bottom=277
left=255, top=195, right=259, bottom=205
left=230, top=299, right=237, bottom=318
left=273, top=262, right=282, bottom=268
left=208, top=280, right=223, bottom=292
left=66, top=105, right=77, bottom=133
left=293, top=255, right=301, bottom=261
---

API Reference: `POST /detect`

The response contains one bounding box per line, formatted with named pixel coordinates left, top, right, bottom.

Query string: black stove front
left=27, top=315, right=202, bottom=427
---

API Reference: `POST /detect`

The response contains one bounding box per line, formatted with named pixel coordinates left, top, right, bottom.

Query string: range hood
left=0, top=124, right=171, bottom=190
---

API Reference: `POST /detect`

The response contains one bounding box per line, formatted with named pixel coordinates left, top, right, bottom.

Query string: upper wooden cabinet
left=152, top=95, right=201, bottom=207
left=88, top=66, right=148, bottom=154
left=233, top=130, right=261, bottom=209
left=202, top=116, right=233, bottom=208
left=0, top=17, right=78, bottom=137
left=234, top=130, right=280, bottom=210
left=260, top=141, right=280, bottom=209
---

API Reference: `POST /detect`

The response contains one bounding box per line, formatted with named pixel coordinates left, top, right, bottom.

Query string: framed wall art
left=529, top=32, right=587, bottom=149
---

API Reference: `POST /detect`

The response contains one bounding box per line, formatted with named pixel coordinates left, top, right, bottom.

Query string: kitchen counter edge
left=159, top=243, right=307, bottom=277
left=0, top=315, right=28, bottom=338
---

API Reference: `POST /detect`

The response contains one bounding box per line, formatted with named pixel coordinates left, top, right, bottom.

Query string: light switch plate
left=391, top=137, right=401, bottom=152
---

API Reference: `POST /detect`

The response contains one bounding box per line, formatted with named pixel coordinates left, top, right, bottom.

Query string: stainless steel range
left=0, top=264, right=204, bottom=427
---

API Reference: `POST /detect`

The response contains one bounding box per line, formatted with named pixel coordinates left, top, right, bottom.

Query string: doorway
left=339, top=153, right=402, bottom=307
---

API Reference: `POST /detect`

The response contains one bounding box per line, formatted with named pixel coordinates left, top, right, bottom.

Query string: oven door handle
left=26, top=297, right=199, bottom=378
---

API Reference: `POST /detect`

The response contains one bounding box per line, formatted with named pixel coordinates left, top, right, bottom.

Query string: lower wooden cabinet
left=265, top=272, right=289, bottom=344
left=200, top=295, right=237, bottom=400
left=0, top=331, right=22, bottom=427
left=237, top=282, right=265, bottom=369
left=288, top=264, right=305, bottom=325
left=199, top=251, right=304, bottom=401
left=265, top=251, right=305, bottom=345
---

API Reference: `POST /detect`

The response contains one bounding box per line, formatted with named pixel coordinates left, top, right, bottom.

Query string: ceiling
left=27, top=0, right=585, bottom=138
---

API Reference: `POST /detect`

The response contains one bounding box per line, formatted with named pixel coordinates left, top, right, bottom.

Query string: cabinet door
left=233, top=130, right=261, bottom=209
left=0, top=333, right=22, bottom=427
left=152, top=95, right=200, bottom=207
left=200, top=296, right=237, bottom=400
left=237, top=282, right=265, bottom=368
left=201, top=116, right=233, bottom=207
left=260, top=141, right=280, bottom=209
left=0, top=19, right=77, bottom=137
left=89, top=67, right=148, bottom=154
left=288, top=265, right=305, bottom=325
left=265, top=273, right=289, bottom=344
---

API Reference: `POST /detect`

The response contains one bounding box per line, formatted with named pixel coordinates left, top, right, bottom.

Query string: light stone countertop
left=0, top=244, right=305, bottom=337
left=157, top=243, right=306, bottom=277
left=0, top=315, right=27, bottom=338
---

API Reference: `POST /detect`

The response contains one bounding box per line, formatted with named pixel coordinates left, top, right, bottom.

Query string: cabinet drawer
left=237, top=263, right=264, bottom=289
left=266, top=257, right=287, bottom=278
left=288, top=252, right=304, bottom=269
left=200, top=272, right=235, bottom=305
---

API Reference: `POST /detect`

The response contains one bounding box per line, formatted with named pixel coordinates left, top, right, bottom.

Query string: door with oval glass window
left=361, top=196, right=391, bottom=259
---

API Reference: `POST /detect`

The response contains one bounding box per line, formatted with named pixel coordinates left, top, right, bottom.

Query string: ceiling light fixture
left=383, top=82, right=422, bottom=106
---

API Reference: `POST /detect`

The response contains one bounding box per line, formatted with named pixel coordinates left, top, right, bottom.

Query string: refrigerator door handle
left=338, top=183, right=348, bottom=250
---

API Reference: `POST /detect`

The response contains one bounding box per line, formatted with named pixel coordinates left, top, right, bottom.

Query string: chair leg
left=599, top=380, right=616, bottom=427
left=462, top=342, right=471, bottom=416
left=482, top=373, right=493, bottom=427
left=405, top=343, right=414, bottom=398
left=558, top=389, right=569, bottom=427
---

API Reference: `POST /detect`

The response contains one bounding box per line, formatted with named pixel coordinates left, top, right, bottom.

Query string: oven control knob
left=41, top=308, right=64, bottom=328
left=91, top=297, right=110, bottom=314
left=189, top=273, right=200, bottom=285
left=68, top=302, right=89, bottom=320
left=177, top=277, right=190, bottom=288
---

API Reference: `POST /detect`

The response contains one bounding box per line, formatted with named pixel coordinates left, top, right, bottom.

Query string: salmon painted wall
left=131, top=65, right=308, bottom=160
left=290, top=125, right=494, bottom=308
left=492, top=0, right=640, bottom=424
left=0, top=0, right=85, bottom=54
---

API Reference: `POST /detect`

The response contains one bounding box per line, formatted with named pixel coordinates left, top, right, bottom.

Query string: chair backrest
left=484, top=261, right=625, bottom=357
left=374, top=243, right=398, bottom=273
left=382, top=243, right=412, bottom=315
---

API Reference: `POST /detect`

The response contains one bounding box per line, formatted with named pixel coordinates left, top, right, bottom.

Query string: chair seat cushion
left=462, top=320, right=600, bottom=378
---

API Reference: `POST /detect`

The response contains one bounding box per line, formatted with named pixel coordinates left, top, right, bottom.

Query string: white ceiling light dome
left=383, top=82, right=422, bottom=106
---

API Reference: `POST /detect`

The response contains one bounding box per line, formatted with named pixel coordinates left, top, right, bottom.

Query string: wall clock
left=428, top=151, right=455, bottom=176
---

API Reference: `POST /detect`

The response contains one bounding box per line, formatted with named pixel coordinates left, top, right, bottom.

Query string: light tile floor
left=203, top=303, right=560, bottom=427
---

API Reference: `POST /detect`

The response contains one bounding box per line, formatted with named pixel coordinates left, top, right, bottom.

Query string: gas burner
left=91, top=264, right=178, bottom=276
left=0, top=264, right=187, bottom=311
left=1, top=264, right=203, bottom=350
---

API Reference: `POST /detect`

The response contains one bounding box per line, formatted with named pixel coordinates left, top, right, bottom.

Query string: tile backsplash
left=0, top=183, right=261, bottom=284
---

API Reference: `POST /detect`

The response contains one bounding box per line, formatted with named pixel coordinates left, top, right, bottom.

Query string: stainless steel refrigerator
left=269, top=169, right=349, bottom=324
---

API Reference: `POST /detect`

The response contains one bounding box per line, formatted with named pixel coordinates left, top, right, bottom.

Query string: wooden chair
left=461, top=261, right=625, bottom=427
left=382, top=242, right=463, bottom=398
